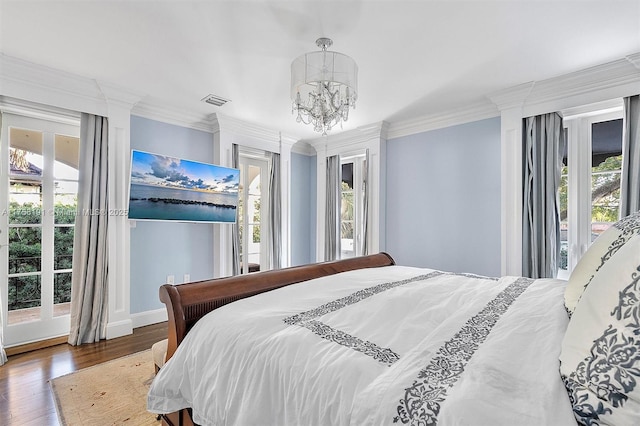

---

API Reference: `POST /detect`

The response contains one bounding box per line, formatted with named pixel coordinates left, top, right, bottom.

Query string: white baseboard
left=130, top=308, right=168, bottom=329
left=106, top=318, right=133, bottom=339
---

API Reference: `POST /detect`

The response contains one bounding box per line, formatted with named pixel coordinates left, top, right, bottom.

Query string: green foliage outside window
left=8, top=201, right=75, bottom=310
left=559, top=155, right=622, bottom=222
left=558, top=154, right=622, bottom=270
left=253, top=198, right=260, bottom=243
left=591, top=155, right=622, bottom=223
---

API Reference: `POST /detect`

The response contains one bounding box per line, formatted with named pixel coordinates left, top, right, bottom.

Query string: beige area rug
left=50, top=349, right=160, bottom=425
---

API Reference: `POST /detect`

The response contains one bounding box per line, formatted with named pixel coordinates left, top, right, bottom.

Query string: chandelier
left=291, top=38, right=358, bottom=135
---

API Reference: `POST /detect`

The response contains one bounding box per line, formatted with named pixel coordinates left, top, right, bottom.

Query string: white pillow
left=564, top=210, right=640, bottom=315
left=559, top=233, right=640, bottom=424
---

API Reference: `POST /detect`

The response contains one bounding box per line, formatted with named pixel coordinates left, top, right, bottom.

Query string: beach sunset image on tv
left=128, top=150, right=239, bottom=223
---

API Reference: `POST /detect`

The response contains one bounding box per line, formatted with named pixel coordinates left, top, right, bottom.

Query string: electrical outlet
left=166, top=275, right=175, bottom=284
left=183, top=274, right=190, bottom=283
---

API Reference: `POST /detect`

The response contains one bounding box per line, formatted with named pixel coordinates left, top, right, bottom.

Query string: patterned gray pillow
left=564, top=210, right=640, bottom=315
left=560, top=232, right=640, bottom=424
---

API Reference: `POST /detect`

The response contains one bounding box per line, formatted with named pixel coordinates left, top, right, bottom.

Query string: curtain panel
left=361, top=149, right=370, bottom=256
left=522, top=112, right=565, bottom=279
left=325, top=155, right=340, bottom=261
left=621, top=94, right=640, bottom=217
left=68, top=114, right=109, bottom=345
left=268, top=152, right=282, bottom=269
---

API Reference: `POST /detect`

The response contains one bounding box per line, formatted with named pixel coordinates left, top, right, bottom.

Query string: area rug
left=50, top=349, right=160, bottom=425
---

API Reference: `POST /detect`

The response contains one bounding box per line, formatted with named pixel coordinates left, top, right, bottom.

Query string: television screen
left=128, top=149, right=239, bottom=223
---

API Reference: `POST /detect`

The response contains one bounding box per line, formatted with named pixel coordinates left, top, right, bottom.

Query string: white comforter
left=147, top=266, right=576, bottom=425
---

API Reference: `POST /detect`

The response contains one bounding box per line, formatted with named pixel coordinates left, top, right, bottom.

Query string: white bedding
left=147, top=265, right=576, bottom=425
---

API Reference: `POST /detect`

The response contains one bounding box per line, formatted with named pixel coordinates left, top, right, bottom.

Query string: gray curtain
left=231, top=144, right=241, bottom=275
left=620, top=95, right=640, bottom=217
left=361, top=150, right=370, bottom=256
left=325, top=155, right=340, bottom=261
left=268, top=152, right=282, bottom=269
left=0, top=112, right=6, bottom=365
left=522, top=112, right=565, bottom=279
left=68, top=113, right=109, bottom=345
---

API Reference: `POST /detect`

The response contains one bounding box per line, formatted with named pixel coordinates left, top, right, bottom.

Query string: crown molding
left=525, top=57, right=640, bottom=108
left=0, top=53, right=108, bottom=116
left=213, top=113, right=299, bottom=146
left=2, top=54, right=152, bottom=119
left=561, top=98, right=624, bottom=121
left=213, top=113, right=279, bottom=143
left=131, top=99, right=217, bottom=133
left=307, top=121, right=389, bottom=152
left=97, top=81, right=144, bottom=110
left=487, top=54, right=640, bottom=115
left=487, top=82, right=536, bottom=111
left=0, top=95, right=80, bottom=125
left=626, top=53, right=640, bottom=70
left=387, top=101, right=500, bottom=140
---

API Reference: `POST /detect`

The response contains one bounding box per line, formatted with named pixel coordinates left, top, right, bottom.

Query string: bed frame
left=157, top=252, right=396, bottom=426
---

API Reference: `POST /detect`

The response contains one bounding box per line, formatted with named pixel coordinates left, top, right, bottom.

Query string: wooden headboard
left=158, top=252, right=395, bottom=360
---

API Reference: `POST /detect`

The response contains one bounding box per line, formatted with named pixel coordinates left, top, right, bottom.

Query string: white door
left=1, top=112, right=79, bottom=346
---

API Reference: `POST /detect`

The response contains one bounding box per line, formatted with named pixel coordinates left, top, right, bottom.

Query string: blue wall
left=290, top=152, right=316, bottom=266
left=385, top=117, right=501, bottom=276
left=129, top=115, right=216, bottom=314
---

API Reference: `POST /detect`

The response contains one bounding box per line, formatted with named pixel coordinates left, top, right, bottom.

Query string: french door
left=559, top=106, right=623, bottom=279
left=238, top=152, right=270, bottom=273
left=340, top=155, right=366, bottom=259
left=1, top=112, right=79, bottom=346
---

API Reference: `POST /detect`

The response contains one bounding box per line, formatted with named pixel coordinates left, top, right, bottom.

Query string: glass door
left=238, top=153, right=269, bottom=273
left=560, top=108, right=623, bottom=279
left=1, top=113, right=79, bottom=346
left=340, top=155, right=366, bottom=259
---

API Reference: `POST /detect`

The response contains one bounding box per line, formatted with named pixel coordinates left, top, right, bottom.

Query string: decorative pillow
left=559, top=233, right=640, bottom=424
left=564, top=210, right=640, bottom=315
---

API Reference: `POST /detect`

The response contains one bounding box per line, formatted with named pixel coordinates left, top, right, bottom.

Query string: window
left=340, top=155, right=366, bottom=259
left=559, top=108, right=623, bottom=279
left=1, top=113, right=79, bottom=345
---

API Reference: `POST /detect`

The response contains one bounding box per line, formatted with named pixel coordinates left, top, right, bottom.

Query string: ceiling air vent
left=201, top=94, right=230, bottom=107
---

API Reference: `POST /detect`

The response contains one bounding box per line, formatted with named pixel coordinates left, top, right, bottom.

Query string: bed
left=147, top=211, right=640, bottom=426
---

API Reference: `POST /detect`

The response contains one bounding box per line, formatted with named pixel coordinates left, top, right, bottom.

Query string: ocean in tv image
left=128, top=150, right=239, bottom=223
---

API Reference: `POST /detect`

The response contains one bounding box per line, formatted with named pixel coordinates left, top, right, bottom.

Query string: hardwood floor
left=0, top=322, right=168, bottom=426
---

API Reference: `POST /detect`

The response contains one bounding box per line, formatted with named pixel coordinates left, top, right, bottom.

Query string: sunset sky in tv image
left=130, top=150, right=239, bottom=194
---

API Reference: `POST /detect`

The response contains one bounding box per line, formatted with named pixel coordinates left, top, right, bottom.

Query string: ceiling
left=1, top=0, right=639, bottom=142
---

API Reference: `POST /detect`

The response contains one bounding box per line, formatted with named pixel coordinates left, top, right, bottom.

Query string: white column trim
left=498, top=107, right=524, bottom=276
left=210, top=115, right=296, bottom=276
left=100, top=85, right=141, bottom=339
left=280, top=136, right=294, bottom=268
left=311, top=122, right=388, bottom=261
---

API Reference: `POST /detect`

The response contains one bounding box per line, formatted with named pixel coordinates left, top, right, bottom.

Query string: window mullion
left=40, top=132, right=55, bottom=320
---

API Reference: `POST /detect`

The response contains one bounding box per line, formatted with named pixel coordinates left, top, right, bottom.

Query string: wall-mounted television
left=128, top=149, right=239, bottom=223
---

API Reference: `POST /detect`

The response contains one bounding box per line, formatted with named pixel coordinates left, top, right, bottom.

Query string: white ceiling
left=1, top=0, right=639, bottom=142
